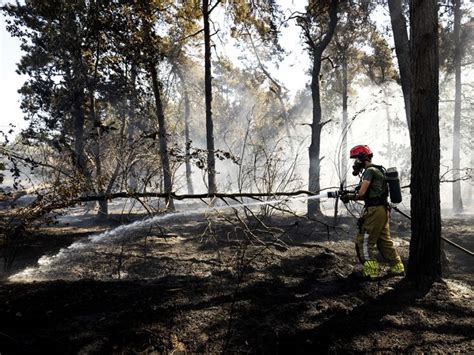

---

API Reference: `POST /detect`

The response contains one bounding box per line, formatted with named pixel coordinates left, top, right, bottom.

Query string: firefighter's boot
left=388, top=261, right=405, bottom=276
left=362, top=260, right=379, bottom=280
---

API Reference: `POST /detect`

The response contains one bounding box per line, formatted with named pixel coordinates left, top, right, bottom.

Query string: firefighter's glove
left=340, top=193, right=355, bottom=204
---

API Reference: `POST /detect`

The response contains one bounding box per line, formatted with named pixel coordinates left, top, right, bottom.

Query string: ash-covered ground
left=0, top=206, right=472, bottom=353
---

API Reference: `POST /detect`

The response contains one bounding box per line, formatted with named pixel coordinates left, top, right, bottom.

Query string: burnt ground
left=0, top=210, right=472, bottom=354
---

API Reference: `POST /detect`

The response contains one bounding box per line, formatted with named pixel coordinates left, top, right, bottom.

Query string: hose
left=391, top=205, right=473, bottom=257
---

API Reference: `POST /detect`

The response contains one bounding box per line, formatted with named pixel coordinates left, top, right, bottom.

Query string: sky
left=1, top=9, right=27, bottom=137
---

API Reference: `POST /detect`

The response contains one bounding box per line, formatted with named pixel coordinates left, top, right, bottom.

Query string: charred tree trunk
left=203, top=0, right=217, bottom=195
left=407, top=0, right=441, bottom=285
left=452, top=0, right=464, bottom=213
left=307, top=0, right=338, bottom=216
left=388, top=0, right=412, bottom=132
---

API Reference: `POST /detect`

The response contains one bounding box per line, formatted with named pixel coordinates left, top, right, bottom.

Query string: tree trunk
left=139, top=4, right=174, bottom=210
left=452, top=0, right=463, bottom=213
left=149, top=63, right=175, bottom=210
left=388, top=0, right=412, bottom=132
left=307, top=0, right=338, bottom=216
left=469, top=133, right=473, bottom=207
left=72, top=86, right=87, bottom=176
left=128, top=65, right=138, bottom=192
left=183, top=81, right=194, bottom=195
left=308, top=55, right=323, bottom=215
left=175, top=64, right=194, bottom=194
left=407, top=0, right=441, bottom=285
left=341, top=56, right=349, bottom=179
left=203, top=0, right=217, bottom=195
left=90, top=92, right=108, bottom=219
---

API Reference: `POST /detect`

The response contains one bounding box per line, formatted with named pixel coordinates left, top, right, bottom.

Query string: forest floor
left=0, top=208, right=472, bottom=353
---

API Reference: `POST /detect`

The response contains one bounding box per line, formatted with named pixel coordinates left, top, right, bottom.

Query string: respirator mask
left=352, top=158, right=364, bottom=176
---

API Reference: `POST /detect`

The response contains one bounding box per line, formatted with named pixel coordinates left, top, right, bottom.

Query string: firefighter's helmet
left=350, top=145, right=373, bottom=160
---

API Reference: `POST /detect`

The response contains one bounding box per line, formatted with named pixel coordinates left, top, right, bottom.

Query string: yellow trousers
left=355, top=206, right=402, bottom=266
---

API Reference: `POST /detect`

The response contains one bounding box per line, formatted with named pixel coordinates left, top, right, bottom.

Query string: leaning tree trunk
left=203, top=0, right=217, bottom=195
left=388, top=0, right=412, bottom=132
left=149, top=63, right=175, bottom=210
left=452, top=0, right=464, bottom=213
left=407, top=0, right=441, bottom=285
left=307, top=0, right=338, bottom=216
left=140, top=4, right=174, bottom=210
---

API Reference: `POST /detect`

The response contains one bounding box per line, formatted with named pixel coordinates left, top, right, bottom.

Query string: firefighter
left=340, top=145, right=405, bottom=280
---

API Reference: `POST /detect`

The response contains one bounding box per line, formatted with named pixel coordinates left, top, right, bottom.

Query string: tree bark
left=388, top=0, right=412, bottom=132
left=307, top=0, right=338, bottom=216
left=452, top=0, right=464, bottom=213
left=407, top=0, right=441, bottom=285
left=203, top=0, right=217, bottom=195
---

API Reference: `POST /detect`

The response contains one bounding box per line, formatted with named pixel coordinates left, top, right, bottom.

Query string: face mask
left=352, top=159, right=364, bottom=176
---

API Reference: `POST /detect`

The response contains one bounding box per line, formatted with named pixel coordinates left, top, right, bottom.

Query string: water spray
left=8, top=190, right=335, bottom=282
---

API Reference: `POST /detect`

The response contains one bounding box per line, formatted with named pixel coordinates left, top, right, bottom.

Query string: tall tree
left=202, top=0, right=217, bottom=195
left=138, top=2, right=175, bottom=210
left=3, top=1, right=93, bottom=181
left=295, top=0, right=339, bottom=216
left=388, top=0, right=412, bottom=131
left=451, top=0, right=463, bottom=213
left=407, top=0, right=441, bottom=284
left=174, top=62, right=195, bottom=194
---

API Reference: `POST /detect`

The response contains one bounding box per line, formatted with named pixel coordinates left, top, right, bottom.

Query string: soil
left=0, top=211, right=472, bottom=353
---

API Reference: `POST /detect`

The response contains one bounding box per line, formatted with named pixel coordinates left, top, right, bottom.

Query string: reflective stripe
left=363, top=232, right=370, bottom=260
